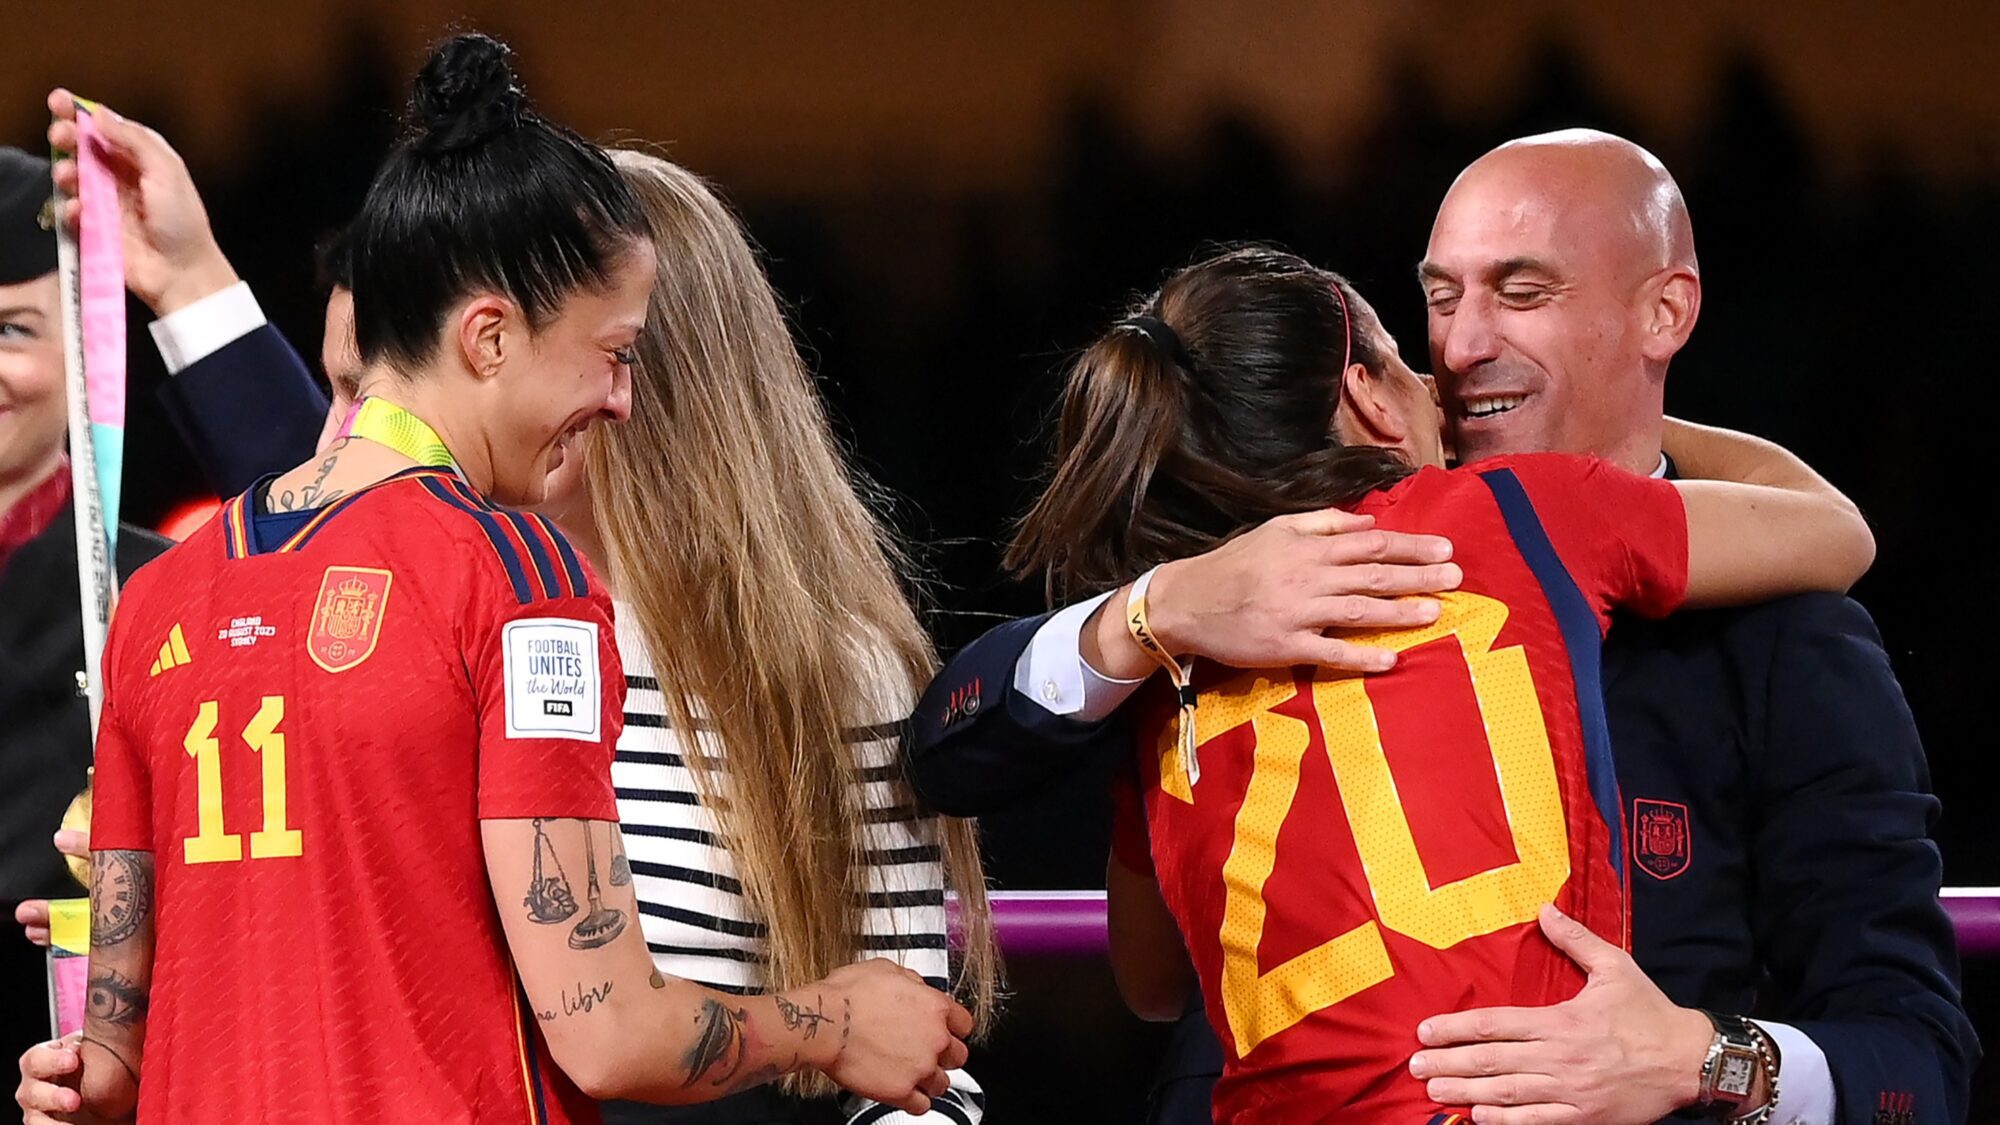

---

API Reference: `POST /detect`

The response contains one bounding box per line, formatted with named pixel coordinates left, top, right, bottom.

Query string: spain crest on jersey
left=309, top=566, right=393, bottom=673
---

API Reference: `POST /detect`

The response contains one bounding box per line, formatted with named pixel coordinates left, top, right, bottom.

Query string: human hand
left=817, top=960, right=973, bottom=1116
left=46, top=88, right=237, bottom=317
left=16, top=1033, right=89, bottom=1125
left=1408, top=905, right=1721, bottom=1125
left=15, top=830, right=90, bottom=947
left=1141, top=509, right=1460, bottom=673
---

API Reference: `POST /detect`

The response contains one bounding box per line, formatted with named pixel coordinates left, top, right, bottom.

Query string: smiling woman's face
left=0, top=276, right=68, bottom=492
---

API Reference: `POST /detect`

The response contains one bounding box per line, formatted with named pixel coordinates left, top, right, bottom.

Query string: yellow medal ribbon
left=339, top=396, right=459, bottom=471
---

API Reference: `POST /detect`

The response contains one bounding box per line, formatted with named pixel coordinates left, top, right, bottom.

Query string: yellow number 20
left=1170, top=592, right=1569, bottom=1058
left=181, top=696, right=304, bottom=865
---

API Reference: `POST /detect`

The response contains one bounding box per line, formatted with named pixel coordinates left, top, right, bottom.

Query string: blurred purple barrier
left=958, top=889, right=2000, bottom=958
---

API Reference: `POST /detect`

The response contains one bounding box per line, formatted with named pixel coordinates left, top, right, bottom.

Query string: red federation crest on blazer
left=1633, top=798, right=1691, bottom=880
left=308, top=566, right=393, bottom=673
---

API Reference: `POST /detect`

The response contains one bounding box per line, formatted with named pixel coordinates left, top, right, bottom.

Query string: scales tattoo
left=569, top=823, right=627, bottom=949
left=525, top=818, right=580, bottom=924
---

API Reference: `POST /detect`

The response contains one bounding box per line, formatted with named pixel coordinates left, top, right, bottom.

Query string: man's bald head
left=1418, top=129, right=1702, bottom=471
left=1472, top=129, right=1696, bottom=277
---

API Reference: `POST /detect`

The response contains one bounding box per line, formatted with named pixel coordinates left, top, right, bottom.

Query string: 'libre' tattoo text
left=535, top=979, right=614, bottom=1022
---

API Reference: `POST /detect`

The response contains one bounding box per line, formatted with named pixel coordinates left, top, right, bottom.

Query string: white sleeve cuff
left=148, top=281, right=267, bottom=375
left=1012, top=590, right=1149, bottom=723
left=1752, top=1020, right=1835, bottom=1125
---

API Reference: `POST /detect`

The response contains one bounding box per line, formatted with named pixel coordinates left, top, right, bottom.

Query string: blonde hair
left=588, top=150, right=997, bottom=1080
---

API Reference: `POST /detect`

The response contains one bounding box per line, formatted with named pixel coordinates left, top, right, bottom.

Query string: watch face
left=1719, top=1053, right=1758, bottom=1095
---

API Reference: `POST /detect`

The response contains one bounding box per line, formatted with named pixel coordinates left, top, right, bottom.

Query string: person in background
left=0, top=146, right=170, bottom=1073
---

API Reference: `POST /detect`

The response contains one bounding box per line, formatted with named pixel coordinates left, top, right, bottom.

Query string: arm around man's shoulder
left=1737, top=592, right=1977, bottom=1124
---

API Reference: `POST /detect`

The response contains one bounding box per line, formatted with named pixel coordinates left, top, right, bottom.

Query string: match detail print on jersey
left=503, top=618, right=602, bottom=741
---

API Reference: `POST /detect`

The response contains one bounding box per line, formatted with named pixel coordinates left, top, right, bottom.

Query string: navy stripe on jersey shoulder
left=1477, top=467, right=1624, bottom=880
left=415, top=475, right=534, bottom=604
left=499, top=510, right=562, bottom=600
left=534, top=512, right=591, bottom=597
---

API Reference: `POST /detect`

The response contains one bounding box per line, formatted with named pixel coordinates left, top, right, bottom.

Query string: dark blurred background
left=8, top=1, right=1997, bottom=1117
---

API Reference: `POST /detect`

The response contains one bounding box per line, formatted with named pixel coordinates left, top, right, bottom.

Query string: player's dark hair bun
left=409, top=33, right=526, bottom=155
left=348, top=31, right=645, bottom=370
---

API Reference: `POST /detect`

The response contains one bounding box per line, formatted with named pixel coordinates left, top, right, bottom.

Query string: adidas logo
left=149, top=624, right=192, bottom=676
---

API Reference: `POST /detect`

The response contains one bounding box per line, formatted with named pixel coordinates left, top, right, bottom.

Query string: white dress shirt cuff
left=1752, top=1020, right=1835, bottom=1125
left=1013, top=590, right=1149, bottom=723
left=149, top=281, right=267, bottom=375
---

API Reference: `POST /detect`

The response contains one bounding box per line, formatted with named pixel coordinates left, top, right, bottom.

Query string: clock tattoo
left=90, top=850, right=151, bottom=948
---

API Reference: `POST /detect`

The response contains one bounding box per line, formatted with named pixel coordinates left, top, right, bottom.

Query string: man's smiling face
left=1418, top=134, right=1689, bottom=471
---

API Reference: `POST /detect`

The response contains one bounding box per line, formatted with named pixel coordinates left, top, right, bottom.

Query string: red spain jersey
left=1111, top=454, right=1688, bottom=1124
left=91, top=467, right=624, bottom=1125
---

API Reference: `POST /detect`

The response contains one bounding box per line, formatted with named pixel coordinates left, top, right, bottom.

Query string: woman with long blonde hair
left=543, top=148, right=998, bottom=1125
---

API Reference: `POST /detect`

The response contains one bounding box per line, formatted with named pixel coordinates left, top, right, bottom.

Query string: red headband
left=1333, top=281, right=1353, bottom=374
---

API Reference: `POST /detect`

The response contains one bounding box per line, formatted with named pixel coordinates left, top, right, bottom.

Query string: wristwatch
left=1696, top=1011, right=1780, bottom=1122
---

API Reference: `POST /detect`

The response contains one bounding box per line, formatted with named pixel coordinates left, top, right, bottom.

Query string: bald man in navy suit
left=908, top=132, right=1975, bottom=1124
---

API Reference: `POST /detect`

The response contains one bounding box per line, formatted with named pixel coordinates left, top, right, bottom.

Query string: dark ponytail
left=1008, top=246, right=1414, bottom=600
left=346, top=33, right=647, bottom=369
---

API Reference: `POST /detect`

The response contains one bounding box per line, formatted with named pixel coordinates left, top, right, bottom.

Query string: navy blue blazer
left=155, top=323, right=329, bottom=497
left=910, top=597, right=1979, bottom=1124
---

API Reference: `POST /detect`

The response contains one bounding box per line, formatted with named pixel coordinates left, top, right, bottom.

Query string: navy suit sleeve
left=905, top=611, right=1131, bottom=816
left=155, top=323, right=329, bottom=497
left=1747, top=594, right=1977, bottom=1124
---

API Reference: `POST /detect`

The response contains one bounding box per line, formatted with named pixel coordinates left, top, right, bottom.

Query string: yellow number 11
left=182, top=697, right=304, bottom=865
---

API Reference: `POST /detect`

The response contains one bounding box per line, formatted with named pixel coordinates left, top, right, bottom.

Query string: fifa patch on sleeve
left=502, top=618, right=602, bottom=741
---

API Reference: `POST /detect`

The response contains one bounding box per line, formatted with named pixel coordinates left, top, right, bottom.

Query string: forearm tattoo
left=774, top=992, right=832, bottom=1040
left=87, top=968, right=149, bottom=1026
left=89, top=850, right=153, bottom=948
left=681, top=999, right=750, bottom=1089
left=79, top=1035, right=140, bottom=1085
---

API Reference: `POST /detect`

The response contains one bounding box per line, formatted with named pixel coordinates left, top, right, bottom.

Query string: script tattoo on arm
left=89, top=849, right=153, bottom=948
left=681, top=999, right=750, bottom=1089
left=533, top=979, right=614, bottom=1023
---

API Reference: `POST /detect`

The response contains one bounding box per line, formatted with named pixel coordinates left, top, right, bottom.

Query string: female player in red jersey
left=75, top=34, right=967, bottom=1125
left=1006, top=247, right=1874, bottom=1123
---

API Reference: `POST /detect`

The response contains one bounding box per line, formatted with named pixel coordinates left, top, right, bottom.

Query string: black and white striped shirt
left=610, top=611, right=982, bottom=1123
